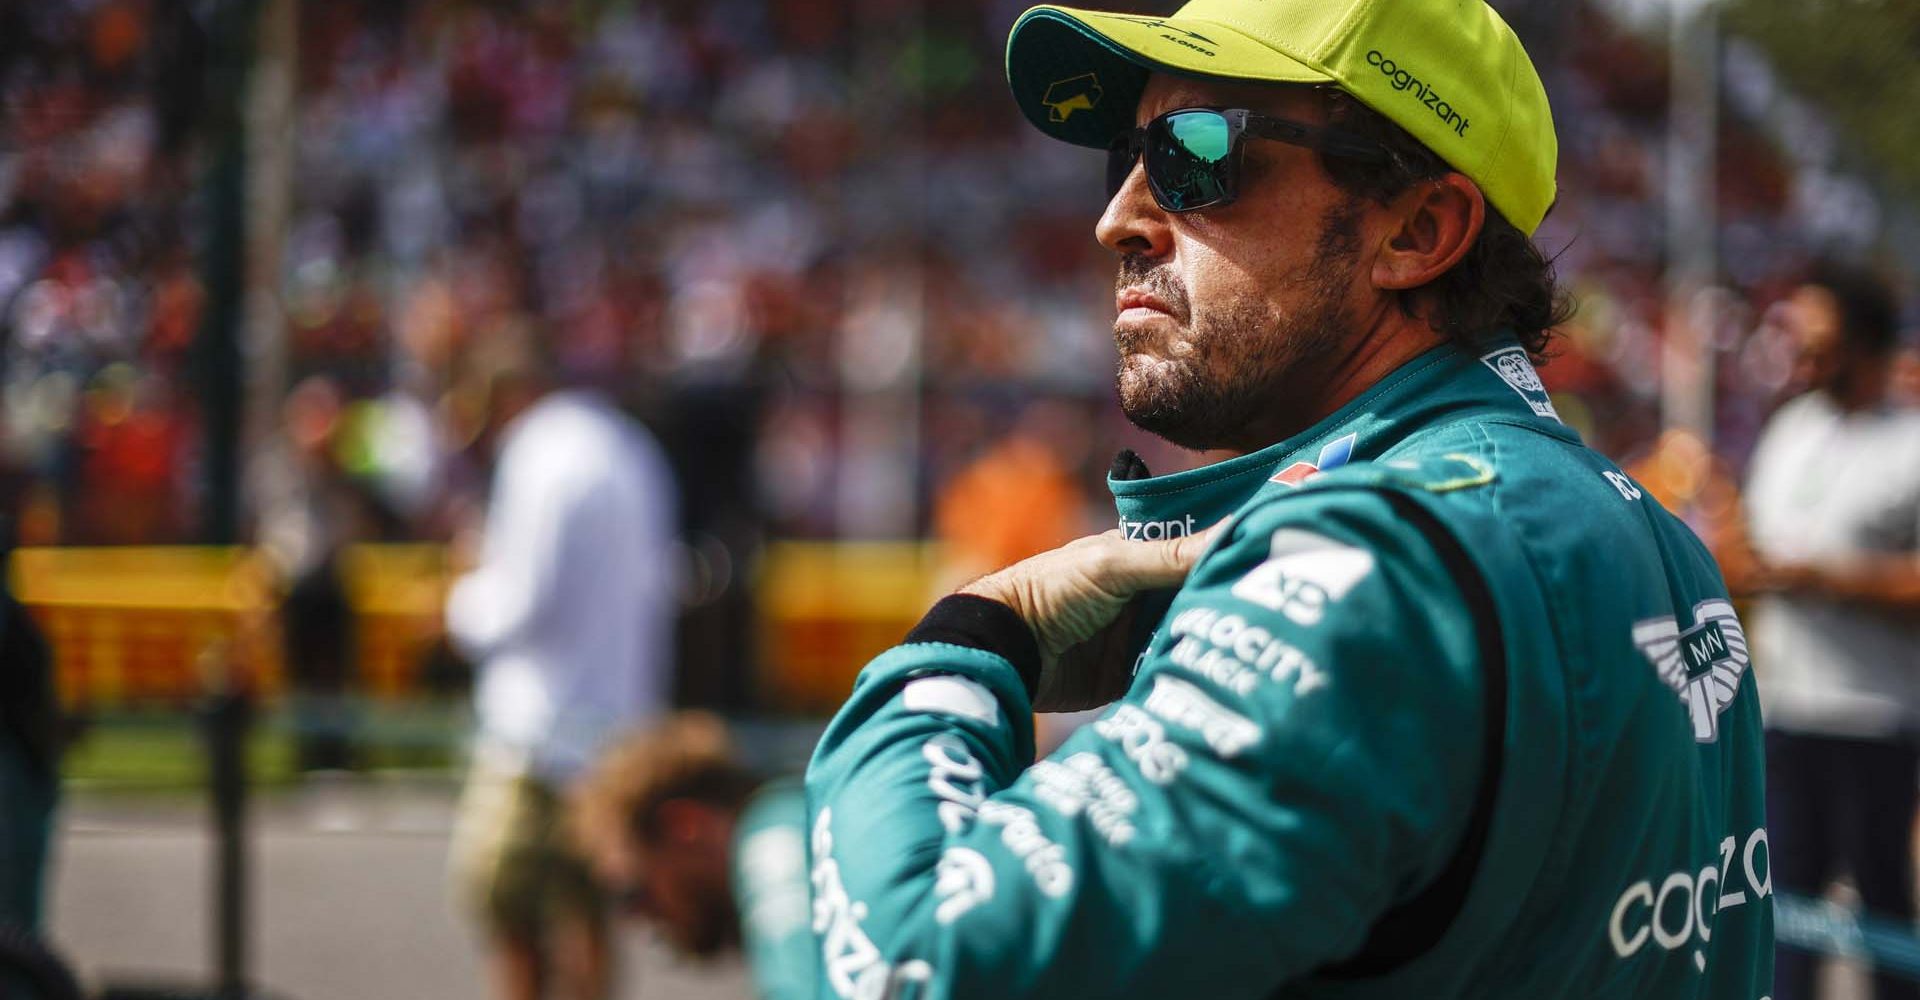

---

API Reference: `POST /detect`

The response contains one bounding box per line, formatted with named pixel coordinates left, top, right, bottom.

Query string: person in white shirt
left=1740, top=262, right=1920, bottom=1000
left=445, top=339, right=678, bottom=1000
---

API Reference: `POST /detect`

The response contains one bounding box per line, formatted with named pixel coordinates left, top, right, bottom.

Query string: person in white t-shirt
left=1740, top=262, right=1920, bottom=1000
left=445, top=335, right=678, bottom=1000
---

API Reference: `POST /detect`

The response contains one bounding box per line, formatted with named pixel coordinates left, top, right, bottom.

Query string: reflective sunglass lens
left=1148, top=111, right=1234, bottom=211
left=1167, top=111, right=1232, bottom=162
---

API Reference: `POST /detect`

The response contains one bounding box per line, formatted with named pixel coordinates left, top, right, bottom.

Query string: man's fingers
left=1163, top=521, right=1226, bottom=576
left=1112, top=521, right=1226, bottom=590
left=958, top=522, right=1226, bottom=644
left=1036, top=599, right=1142, bottom=713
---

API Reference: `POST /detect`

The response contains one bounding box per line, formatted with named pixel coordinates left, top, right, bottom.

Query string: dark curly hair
left=1804, top=258, right=1900, bottom=357
left=1314, top=89, right=1573, bottom=363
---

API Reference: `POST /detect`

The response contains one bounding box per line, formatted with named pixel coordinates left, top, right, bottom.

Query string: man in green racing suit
left=804, top=0, right=1773, bottom=996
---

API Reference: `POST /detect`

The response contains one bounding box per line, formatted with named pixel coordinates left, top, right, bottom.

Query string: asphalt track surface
left=45, top=775, right=1875, bottom=998
left=46, top=776, right=751, bottom=1000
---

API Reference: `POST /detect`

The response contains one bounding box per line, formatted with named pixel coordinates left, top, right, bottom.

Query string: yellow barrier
left=10, top=540, right=944, bottom=713
left=338, top=545, right=454, bottom=697
left=10, top=545, right=449, bottom=708
left=753, top=541, right=944, bottom=714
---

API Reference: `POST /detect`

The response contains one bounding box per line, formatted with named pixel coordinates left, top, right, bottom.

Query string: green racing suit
left=732, top=778, right=820, bottom=1000
left=805, top=339, right=1773, bottom=998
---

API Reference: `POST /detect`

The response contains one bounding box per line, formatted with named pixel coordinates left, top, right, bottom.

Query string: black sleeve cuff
left=904, top=594, right=1042, bottom=699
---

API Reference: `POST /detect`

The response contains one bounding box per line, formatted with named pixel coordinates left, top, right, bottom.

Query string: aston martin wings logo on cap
left=1042, top=73, right=1104, bottom=123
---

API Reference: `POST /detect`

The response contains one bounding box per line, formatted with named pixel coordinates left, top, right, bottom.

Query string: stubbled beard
left=1113, top=199, right=1365, bottom=452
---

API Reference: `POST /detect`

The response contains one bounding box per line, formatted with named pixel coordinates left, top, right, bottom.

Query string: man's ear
left=1372, top=173, right=1485, bottom=293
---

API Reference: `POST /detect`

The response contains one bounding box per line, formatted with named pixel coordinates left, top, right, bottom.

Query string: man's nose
left=1096, top=160, right=1173, bottom=259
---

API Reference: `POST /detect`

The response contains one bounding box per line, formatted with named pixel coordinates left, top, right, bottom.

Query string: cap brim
left=1006, top=6, right=1332, bottom=149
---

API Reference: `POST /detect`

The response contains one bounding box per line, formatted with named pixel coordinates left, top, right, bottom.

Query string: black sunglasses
left=1107, top=107, right=1389, bottom=213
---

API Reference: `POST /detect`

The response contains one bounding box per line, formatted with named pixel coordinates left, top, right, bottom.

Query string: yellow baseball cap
left=1005, top=0, right=1558, bottom=234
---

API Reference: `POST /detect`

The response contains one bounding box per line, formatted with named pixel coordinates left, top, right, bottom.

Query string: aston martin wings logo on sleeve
left=1631, top=600, right=1751, bottom=744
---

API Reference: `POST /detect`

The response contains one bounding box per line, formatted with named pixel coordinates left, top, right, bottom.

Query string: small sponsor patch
left=1480, top=346, right=1560, bottom=422
left=1230, top=529, right=1375, bottom=626
left=1042, top=73, right=1103, bottom=123
left=1165, top=606, right=1327, bottom=697
left=977, top=801, right=1074, bottom=897
left=904, top=676, right=1001, bottom=726
left=1143, top=674, right=1262, bottom=758
left=1603, top=470, right=1643, bottom=500
left=923, top=735, right=986, bottom=834
left=933, top=848, right=995, bottom=925
left=1094, top=705, right=1190, bottom=785
left=1030, top=752, right=1139, bottom=847
left=1270, top=462, right=1319, bottom=487
left=1119, top=513, right=1199, bottom=540
left=1269, top=433, right=1358, bottom=487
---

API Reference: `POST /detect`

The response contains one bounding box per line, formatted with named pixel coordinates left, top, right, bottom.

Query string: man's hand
left=961, top=524, right=1222, bottom=712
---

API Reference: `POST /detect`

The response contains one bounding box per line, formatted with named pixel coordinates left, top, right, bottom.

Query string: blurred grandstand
left=4, top=0, right=1916, bottom=718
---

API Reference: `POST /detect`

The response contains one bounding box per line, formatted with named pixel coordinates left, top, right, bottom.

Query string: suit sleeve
left=731, top=782, right=820, bottom=1000
left=803, top=489, right=1488, bottom=1000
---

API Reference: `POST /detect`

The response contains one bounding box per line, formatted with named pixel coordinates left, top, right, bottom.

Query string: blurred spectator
left=931, top=399, right=1099, bottom=591
left=0, top=579, right=58, bottom=934
left=1739, top=263, right=1920, bottom=1000
left=571, top=712, right=812, bottom=1000
left=250, top=375, right=371, bottom=771
left=443, top=329, right=678, bottom=1000
left=928, top=399, right=1108, bottom=751
left=1891, top=343, right=1920, bottom=408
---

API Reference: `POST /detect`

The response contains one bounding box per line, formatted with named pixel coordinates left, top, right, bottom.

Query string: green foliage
left=63, top=717, right=298, bottom=791
left=1724, top=0, right=1920, bottom=193
left=61, top=704, right=468, bottom=791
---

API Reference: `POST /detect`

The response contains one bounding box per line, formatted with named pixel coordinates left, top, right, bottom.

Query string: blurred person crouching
left=570, top=713, right=812, bottom=1000
left=444, top=325, right=679, bottom=1000
left=1738, top=262, right=1920, bottom=1000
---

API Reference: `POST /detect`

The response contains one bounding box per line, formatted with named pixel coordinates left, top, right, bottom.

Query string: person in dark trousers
left=1738, top=262, right=1920, bottom=999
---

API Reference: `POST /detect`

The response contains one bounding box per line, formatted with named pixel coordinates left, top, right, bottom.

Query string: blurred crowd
left=1, top=0, right=1127, bottom=557
left=3, top=0, right=1917, bottom=559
